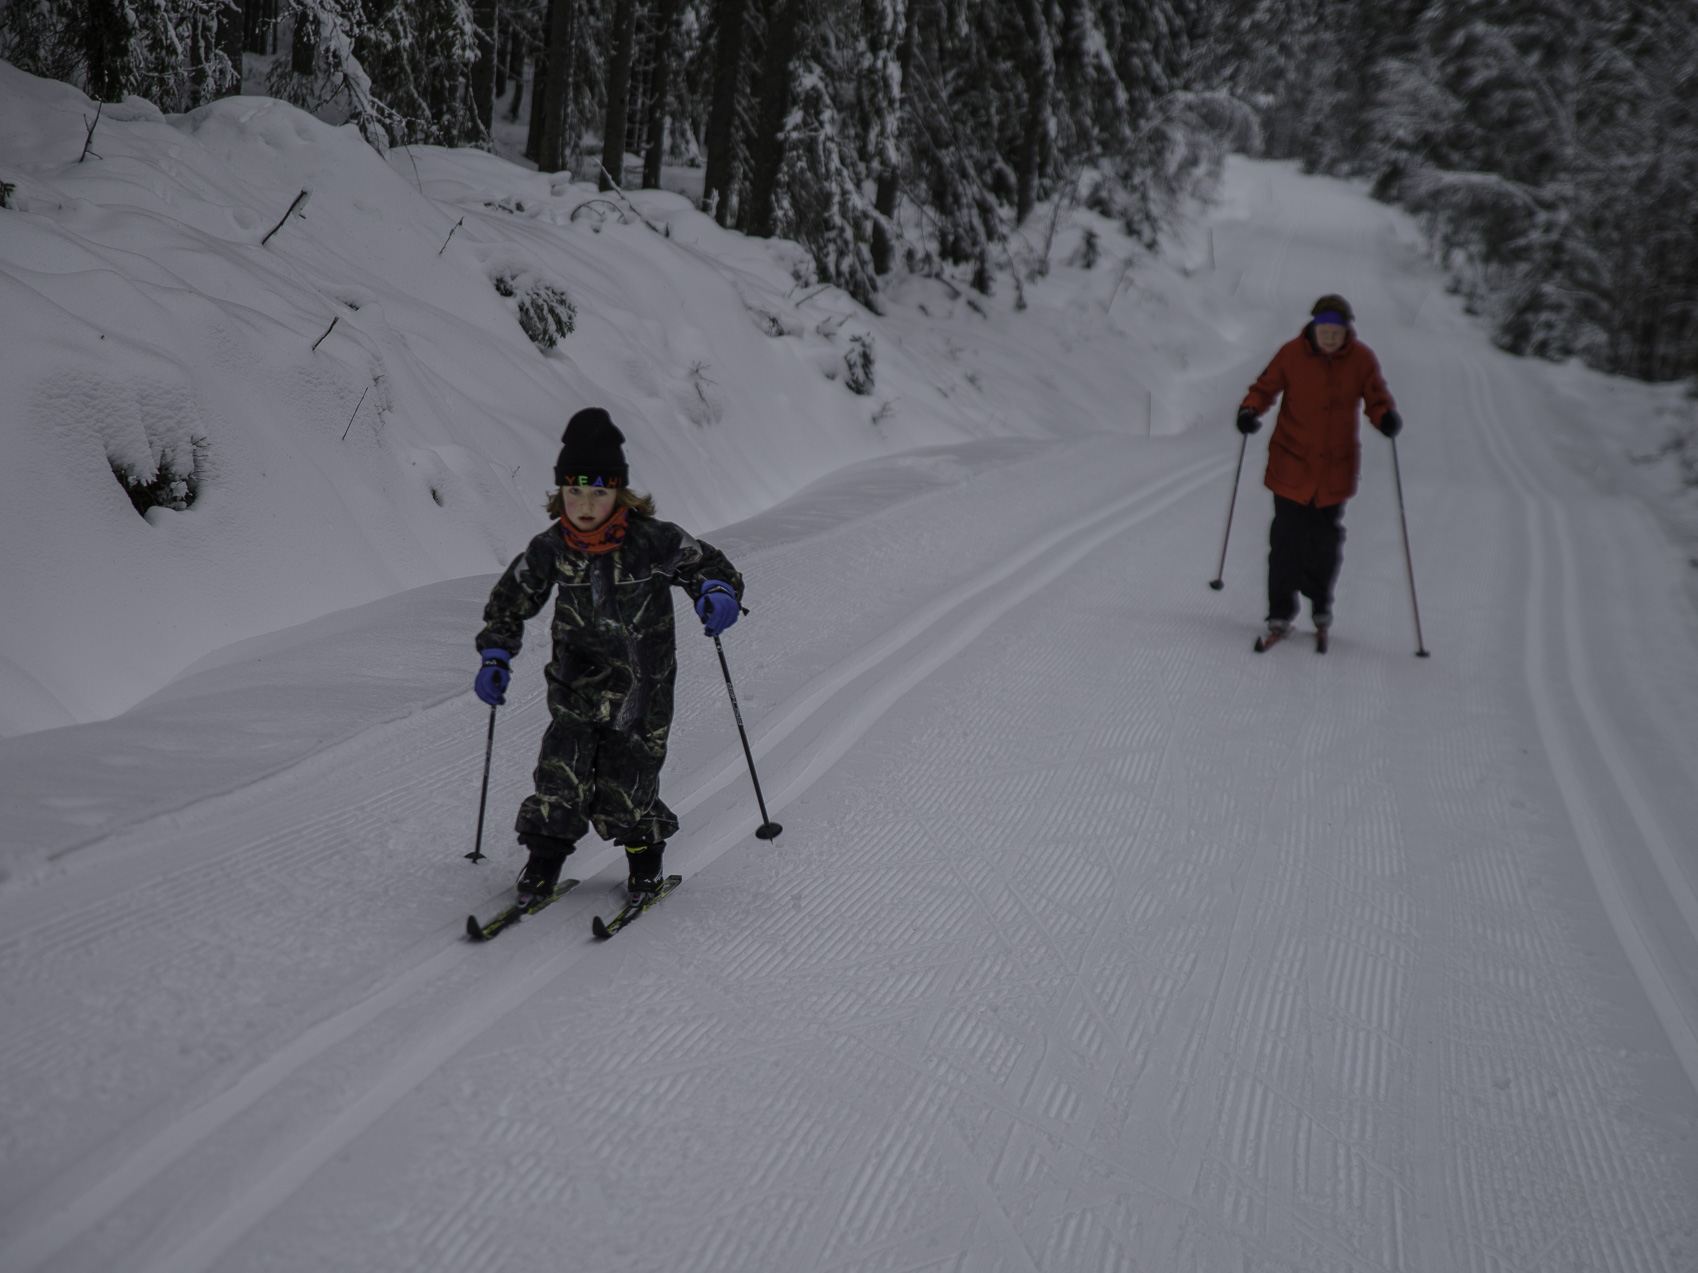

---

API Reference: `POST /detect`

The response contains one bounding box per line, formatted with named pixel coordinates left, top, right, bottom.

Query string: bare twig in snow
left=340, top=386, right=370, bottom=440
left=594, top=163, right=664, bottom=235
left=568, top=198, right=629, bottom=228
left=438, top=217, right=464, bottom=255
left=401, top=145, right=423, bottom=194
left=311, top=315, right=340, bottom=351
left=261, top=190, right=313, bottom=246
left=1035, top=165, right=1086, bottom=278
left=79, top=103, right=103, bottom=162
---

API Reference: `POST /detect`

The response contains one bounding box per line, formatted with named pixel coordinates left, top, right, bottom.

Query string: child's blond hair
left=545, top=485, right=656, bottom=520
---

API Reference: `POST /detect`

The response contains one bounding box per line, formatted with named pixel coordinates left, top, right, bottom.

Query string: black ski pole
left=466, top=704, right=498, bottom=861
left=1390, top=437, right=1430, bottom=658
left=1209, top=433, right=1249, bottom=590
left=712, top=634, right=782, bottom=839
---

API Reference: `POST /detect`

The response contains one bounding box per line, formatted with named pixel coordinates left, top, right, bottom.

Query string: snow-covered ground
left=5, top=68, right=1698, bottom=1273
left=0, top=62, right=1166, bottom=737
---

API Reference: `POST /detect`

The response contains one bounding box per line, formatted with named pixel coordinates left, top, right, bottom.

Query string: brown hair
left=545, top=485, right=656, bottom=520
left=1310, top=294, right=1355, bottom=324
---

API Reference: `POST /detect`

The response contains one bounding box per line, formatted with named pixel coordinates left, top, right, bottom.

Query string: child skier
left=472, top=407, right=744, bottom=901
left=1236, top=294, right=1402, bottom=651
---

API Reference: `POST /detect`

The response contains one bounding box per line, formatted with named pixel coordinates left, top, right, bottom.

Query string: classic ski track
left=798, top=465, right=1406, bottom=1273
left=670, top=449, right=1224, bottom=811
left=1461, top=348, right=1698, bottom=1097
left=0, top=448, right=1224, bottom=1273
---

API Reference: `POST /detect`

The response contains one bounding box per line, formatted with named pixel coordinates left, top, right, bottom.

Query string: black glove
left=1377, top=409, right=1403, bottom=439
left=1236, top=408, right=1261, bottom=435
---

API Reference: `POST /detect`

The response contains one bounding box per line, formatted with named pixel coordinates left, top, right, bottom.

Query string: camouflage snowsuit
left=476, top=515, right=743, bottom=849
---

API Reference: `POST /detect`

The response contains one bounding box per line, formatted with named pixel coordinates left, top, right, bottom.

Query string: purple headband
left=1313, top=310, right=1348, bottom=327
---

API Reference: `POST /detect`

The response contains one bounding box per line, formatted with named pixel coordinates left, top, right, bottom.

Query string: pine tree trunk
left=871, top=0, right=917, bottom=274
left=642, top=0, right=682, bottom=188
left=216, top=0, right=244, bottom=94
left=526, top=3, right=550, bottom=153
left=1014, top=0, right=1054, bottom=226
left=538, top=0, right=578, bottom=173
left=242, top=0, right=267, bottom=55
left=743, top=0, right=801, bottom=237
left=85, top=0, right=136, bottom=102
left=600, top=0, right=640, bottom=190
left=508, top=32, right=527, bottom=120
left=702, top=0, right=749, bottom=223
left=290, top=2, right=315, bottom=76
left=471, top=0, right=499, bottom=140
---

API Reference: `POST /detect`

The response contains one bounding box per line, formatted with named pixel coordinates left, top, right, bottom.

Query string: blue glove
left=694, top=581, right=740, bottom=637
left=475, top=648, right=511, bottom=706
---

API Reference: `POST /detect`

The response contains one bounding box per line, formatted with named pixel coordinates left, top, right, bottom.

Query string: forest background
left=3, top=0, right=1696, bottom=400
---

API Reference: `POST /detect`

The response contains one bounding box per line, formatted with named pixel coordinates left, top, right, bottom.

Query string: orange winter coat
left=1241, top=327, right=1396, bottom=507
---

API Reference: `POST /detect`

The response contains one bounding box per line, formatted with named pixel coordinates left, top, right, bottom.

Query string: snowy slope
left=3, top=141, right=1698, bottom=1273
left=3, top=62, right=1209, bottom=736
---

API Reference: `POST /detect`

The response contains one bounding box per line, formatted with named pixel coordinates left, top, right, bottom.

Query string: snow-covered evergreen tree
left=1, top=0, right=237, bottom=107
left=771, top=58, right=879, bottom=305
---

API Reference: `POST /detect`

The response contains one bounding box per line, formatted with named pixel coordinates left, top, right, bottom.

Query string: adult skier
left=472, top=408, right=745, bottom=903
left=1236, top=294, right=1402, bottom=652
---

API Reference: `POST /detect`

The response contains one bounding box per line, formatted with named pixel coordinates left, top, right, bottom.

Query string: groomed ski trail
left=0, top=447, right=1227, bottom=1273
left=3, top=159, right=1696, bottom=1273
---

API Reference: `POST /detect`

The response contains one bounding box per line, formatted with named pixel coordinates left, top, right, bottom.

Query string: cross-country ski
left=465, top=878, right=582, bottom=942
left=590, top=875, right=685, bottom=939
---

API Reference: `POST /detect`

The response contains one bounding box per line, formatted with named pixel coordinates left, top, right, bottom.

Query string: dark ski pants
left=515, top=706, right=678, bottom=852
left=1267, top=494, right=1346, bottom=624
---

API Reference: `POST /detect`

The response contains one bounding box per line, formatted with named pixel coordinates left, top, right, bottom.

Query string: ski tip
left=465, top=915, right=486, bottom=942
left=591, top=915, right=612, bottom=940
left=1253, top=637, right=1268, bottom=653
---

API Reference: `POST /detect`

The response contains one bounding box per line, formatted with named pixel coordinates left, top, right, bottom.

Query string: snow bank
left=0, top=62, right=1242, bottom=736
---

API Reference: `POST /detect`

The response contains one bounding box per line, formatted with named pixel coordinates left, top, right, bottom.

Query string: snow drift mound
left=0, top=63, right=1015, bottom=736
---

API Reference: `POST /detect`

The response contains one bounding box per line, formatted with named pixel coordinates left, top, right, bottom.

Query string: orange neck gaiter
left=560, top=506, right=629, bottom=555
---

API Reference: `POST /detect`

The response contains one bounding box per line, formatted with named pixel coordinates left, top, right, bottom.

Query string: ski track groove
left=1462, top=349, right=1698, bottom=1098
left=1445, top=347, right=1687, bottom=1273
left=0, top=448, right=1228, bottom=1273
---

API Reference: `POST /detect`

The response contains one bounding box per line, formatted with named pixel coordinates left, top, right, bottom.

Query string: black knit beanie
left=554, top=408, right=628, bottom=487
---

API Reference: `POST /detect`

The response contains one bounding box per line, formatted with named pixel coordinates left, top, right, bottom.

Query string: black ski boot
left=624, top=843, right=666, bottom=899
left=515, top=834, right=575, bottom=903
left=1313, top=609, right=1332, bottom=654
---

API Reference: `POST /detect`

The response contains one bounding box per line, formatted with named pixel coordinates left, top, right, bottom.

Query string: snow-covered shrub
left=843, top=334, right=875, bottom=396
left=1071, top=228, right=1100, bottom=270
left=491, top=272, right=574, bottom=350
left=680, top=361, right=726, bottom=427
left=111, top=435, right=208, bottom=515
